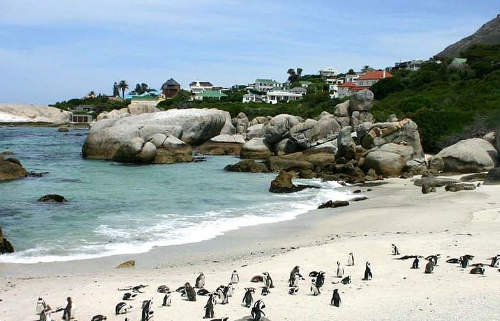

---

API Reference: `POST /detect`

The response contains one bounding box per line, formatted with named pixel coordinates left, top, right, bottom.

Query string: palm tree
left=87, top=91, right=96, bottom=98
left=118, top=80, right=129, bottom=98
left=113, top=82, right=119, bottom=97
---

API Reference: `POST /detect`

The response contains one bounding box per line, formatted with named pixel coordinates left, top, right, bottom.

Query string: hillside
left=437, top=14, right=500, bottom=58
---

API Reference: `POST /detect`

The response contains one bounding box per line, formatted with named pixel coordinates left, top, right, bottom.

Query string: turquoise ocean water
left=0, top=127, right=352, bottom=264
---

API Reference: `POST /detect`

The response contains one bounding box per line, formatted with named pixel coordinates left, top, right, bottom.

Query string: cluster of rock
left=0, top=152, right=27, bottom=181
left=0, top=104, right=72, bottom=124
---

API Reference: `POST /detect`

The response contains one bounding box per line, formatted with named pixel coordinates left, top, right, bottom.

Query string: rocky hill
left=0, top=104, right=72, bottom=124
left=436, top=14, right=500, bottom=58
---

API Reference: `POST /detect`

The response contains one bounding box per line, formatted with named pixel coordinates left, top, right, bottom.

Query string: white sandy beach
left=1, top=176, right=500, bottom=321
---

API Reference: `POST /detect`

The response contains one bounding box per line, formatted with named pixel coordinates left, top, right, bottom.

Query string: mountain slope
left=437, top=14, right=500, bottom=58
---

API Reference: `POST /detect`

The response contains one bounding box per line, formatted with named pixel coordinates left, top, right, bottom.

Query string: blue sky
left=0, top=0, right=498, bottom=104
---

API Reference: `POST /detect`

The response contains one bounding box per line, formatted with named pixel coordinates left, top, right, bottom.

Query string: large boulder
left=264, top=114, right=300, bottom=144
left=246, top=124, right=265, bottom=140
left=349, top=90, right=374, bottom=112
left=316, top=113, right=341, bottom=140
left=0, top=225, right=14, bottom=254
left=152, top=135, right=193, bottom=164
left=0, top=155, right=27, bottom=181
left=484, top=168, right=500, bottom=185
left=197, top=134, right=245, bottom=155
left=225, top=159, right=269, bottom=173
left=83, top=108, right=228, bottom=163
left=128, top=104, right=160, bottom=115
left=350, top=111, right=375, bottom=128
left=96, top=108, right=129, bottom=121
left=234, top=112, right=249, bottom=135
left=429, top=138, right=498, bottom=173
left=337, top=126, right=356, bottom=161
left=333, top=100, right=350, bottom=117
left=289, top=119, right=320, bottom=149
left=269, top=170, right=315, bottom=193
left=240, top=138, right=272, bottom=159
left=362, top=143, right=415, bottom=177
left=274, top=138, right=299, bottom=156
left=0, top=104, right=72, bottom=124
left=267, top=153, right=314, bottom=172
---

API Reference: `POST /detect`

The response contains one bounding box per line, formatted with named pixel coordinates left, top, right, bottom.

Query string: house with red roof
left=338, top=70, right=393, bottom=98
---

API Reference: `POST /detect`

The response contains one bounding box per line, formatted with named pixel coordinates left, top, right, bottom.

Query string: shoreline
left=2, top=176, right=500, bottom=320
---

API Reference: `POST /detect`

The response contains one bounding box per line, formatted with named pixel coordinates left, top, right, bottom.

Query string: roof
left=299, top=81, right=312, bottom=86
left=357, top=70, right=393, bottom=80
left=195, top=90, right=228, bottom=98
left=131, top=91, right=161, bottom=100
left=162, top=78, right=180, bottom=87
left=451, top=58, right=467, bottom=64
left=320, top=67, right=337, bottom=72
left=190, top=81, right=213, bottom=87
left=337, top=81, right=358, bottom=88
left=255, top=79, right=280, bottom=84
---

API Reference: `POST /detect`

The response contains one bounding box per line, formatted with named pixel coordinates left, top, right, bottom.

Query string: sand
left=1, top=176, right=500, bottom=321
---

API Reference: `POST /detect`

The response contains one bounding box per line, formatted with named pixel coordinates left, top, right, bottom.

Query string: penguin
left=251, top=300, right=266, bottom=321
left=36, top=297, right=47, bottom=315
left=141, top=299, right=153, bottom=321
left=290, top=272, right=304, bottom=287
left=250, top=275, right=264, bottom=283
left=363, top=261, right=372, bottom=280
left=263, top=272, right=275, bottom=288
left=470, top=264, right=485, bottom=275
left=309, top=271, right=320, bottom=278
left=196, top=273, right=206, bottom=289
left=288, top=287, right=299, bottom=295
left=210, top=318, right=228, bottom=321
left=460, top=256, right=470, bottom=268
left=261, top=286, right=270, bottom=296
left=115, top=302, right=132, bottom=314
left=446, top=258, right=461, bottom=264
left=162, top=292, right=172, bottom=307
left=91, top=315, right=107, bottom=321
left=331, top=289, right=341, bottom=307
left=348, top=252, right=355, bottom=266
left=289, top=266, right=301, bottom=286
left=411, top=257, right=420, bottom=269
left=242, top=288, right=254, bottom=308
left=185, top=282, right=197, bottom=301
left=157, top=285, right=170, bottom=293
left=425, top=259, right=434, bottom=274
left=231, top=270, right=239, bottom=284
left=221, top=285, right=230, bottom=304
left=336, top=261, right=344, bottom=278
left=340, top=275, right=351, bottom=285
left=39, top=308, right=53, bottom=321
left=426, top=254, right=441, bottom=266
left=315, top=271, right=325, bottom=288
left=226, top=283, right=235, bottom=297
left=122, top=293, right=137, bottom=301
left=310, top=279, right=321, bottom=296
left=392, top=244, right=400, bottom=255
left=204, top=293, right=216, bottom=319
left=198, top=288, right=211, bottom=296
left=490, top=255, right=500, bottom=267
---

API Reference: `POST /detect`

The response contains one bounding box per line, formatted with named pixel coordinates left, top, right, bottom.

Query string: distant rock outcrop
left=436, top=14, right=500, bottom=58
left=0, top=104, right=72, bottom=124
left=0, top=154, right=27, bottom=181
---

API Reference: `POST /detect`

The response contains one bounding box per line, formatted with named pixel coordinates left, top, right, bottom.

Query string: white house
left=265, top=90, right=304, bottom=104
left=254, top=79, right=284, bottom=92
left=189, top=81, right=213, bottom=94
left=242, top=92, right=263, bottom=103
left=319, top=66, right=338, bottom=78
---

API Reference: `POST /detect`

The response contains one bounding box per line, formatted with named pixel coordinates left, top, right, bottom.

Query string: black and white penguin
left=348, top=252, right=355, bottom=266
left=261, top=286, right=270, bottom=296
left=242, top=288, right=255, bottom=308
left=162, top=291, right=172, bottom=307
left=251, top=300, right=266, bottom=321
left=392, top=244, right=400, bottom=255
left=290, top=272, right=304, bottom=287
left=222, top=285, right=230, bottom=304
left=204, top=293, right=216, bottom=319
left=309, top=271, right=320, bottom=278
left=91, top=315, right=107, bottom=321
left=426, top=254, right=440, bottom=266
left=195, top=273, right=206, bottom=289
left=226, top=283, right=235, bottom=297
left=470, top=264, right=485, bottom=275
left=460, top=255, right=470, bottom=268
left=340, top=276, right=351, bottom=285
left=39, top=308, right=53, bottom=321
left=446, top=258, right=461, bottom=264
left=425, top=259, right=434, bottom=274
left=231, top=270, right=239, bottom=284
left=288, top=287, right=299, bottom=295
left=411, top=257, right=420, bottom=269
left=263, top=272, right=275, bottom=288
left=315, top=271, right=326, bottom=288
left=310, top=279, right=321, bottom=296
left=36, top=297, right=47, bottom=315
left=289, top=266, right=301, bottom=286
left=331, top=289, right=341, bottom=307
left=141, top=299, right=153, bottom=321
left=490, top=255, right=500, bottom=268
left=157, top=285, right=170, bottom=293
left=336, top=261, right=344, bottom=278
left=197, top=288, right=211, bottom=296
left=250, top=275, right=264, bottom=283
left=115, top=302, right=132, bottom=314
left=185, top=282, right=197, bottom=301
left=363, top=262, right=372, bottom=280
left=122, top=293, right=137, bottom=301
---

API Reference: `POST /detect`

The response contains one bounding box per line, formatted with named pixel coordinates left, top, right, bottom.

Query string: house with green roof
left=193, top=90, right=228, bottom=101
left=254, top=78, right=284, bottom=92
left=130, top=91, right=165, bottom=107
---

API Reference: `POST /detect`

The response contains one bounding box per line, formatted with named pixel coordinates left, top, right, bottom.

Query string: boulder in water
left=38, top=194, right=68, bottom=203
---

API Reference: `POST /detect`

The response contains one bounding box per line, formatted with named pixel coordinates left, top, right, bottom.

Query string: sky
left=0, top=0, right=499, bottom=104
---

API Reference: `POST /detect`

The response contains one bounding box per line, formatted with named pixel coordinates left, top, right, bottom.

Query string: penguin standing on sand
left=288, top=287, right=299, bottom=295
left=392, top=244, right=400, bottom=255
left=263, top=272, right=275, bottom=288
left=310, top=279, right=321, bottom=296
left=315, top=271, right=325, bottom=288
left=412, top=257, right=420, bottom=269
left=162, top=291, right=172, bottom=307
left=251, top=300, right=266, bottom=321
left=289, top=266, right=301, bottom=286
left=185, top=282, right=197, bottom=301
left=363, top=262, right=372, bottom=280
left=204, top=293, right=216, bottom=319
left=141, top=299, right=153, bottom=321
left=242, top=288, right=255, bottom=308
left=122, top=293, right=137, bottom=301
left=347, top=253, right=355, bottom=266
left=490, top=255, right=500, bottom=267
left=425, top=259, right=434, bottom=274
left=470, top=264, right=485, bottom=275
left=336, top=261, right=344, bottom=278
left=331, top=289, right=341, bottom=307
left=231, top=270, right=239, bottom=284
left=115, top=302, right=132, bottom=314
left=195, top=273, right=206, bottom=288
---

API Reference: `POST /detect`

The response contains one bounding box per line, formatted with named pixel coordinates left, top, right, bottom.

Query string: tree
left=361, top=65, right=374, bottom=72
left=118, top=80, right=129, bottom=98
left=297, top=68, right=303, bottom=78
left=347, top=69, right=356, bottom=74
left=87, top=91, right=96, bottom=98
left=113, top=82, right=119, bottom=97
left=287, top=68, right=298, bottom=83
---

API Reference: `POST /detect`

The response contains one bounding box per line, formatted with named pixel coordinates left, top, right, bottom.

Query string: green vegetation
left=51, top=96, right=130, bottom=114
left=371, top=44, right=500, bottom=153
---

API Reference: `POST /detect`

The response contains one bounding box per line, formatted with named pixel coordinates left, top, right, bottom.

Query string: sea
left=0, top=126, right=353, bottom=264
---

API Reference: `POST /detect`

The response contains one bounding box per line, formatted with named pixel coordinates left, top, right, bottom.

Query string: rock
left=337, top=126, right=356, bottom=161
left=197, top=134, right=245, bottom=156
left=240, top=138, right=272, bottom=160
left=153, top=135, right=193, bottom=164
left=429, top=138, right=498, bottom=173
left=460, top=173, right=487, bottom=182
left=83, top=108, right=228, bottom=163
left=224, top=159, right=269, bottom=173
left=333, top=100, right=350, bottom=117
left=444, top=183, right=476, bottom=192
left=318, top=200, right=350, bottom=209
left=289, top=119, right=320, bottom=149
left=387, top=114, right=399, bottom=122
left=413, top=177, right=459, bottom=187
left=0, top=156, right=28, bottom=181
left=267, top=153, right=314, bottom=172
left=349, top=89, right=374, bottom=112
left=127, top=104, right=160, bottom=115
left=336, top=117, right=351, bottom=128
left=0, top=225, right=14, bottom=254
left=350, top=111, right=375, bottom=128
left=96, top=108, right=129, bottom=121
left=316, top=113, right=341, bottom=140
left=116, top=260, right=136, bottom=268
left=421, top=184, right=436, bottom=194
left=235, top=112, right=249, bottom=134
left=496, top=125, right=500, bottom=152
left=0, top=104, right=72, bottom=124
left=483, top=131, right=495, bottom=144
left=250, top=116, right=271, bottom=126
left=38, top=194, right=68, bottom=203
left=362, top=143, right=416, bottom=177
left=274, top=138, right=298, bottom=156
left=263, top=114, right=300, bottom=144
left=246, top=124, right=265, bottom=140
left=305, top=141, right=338, bottom=155
left=58, top=126, right=69, bottom=132
left=484, top=168, right=500, bottom=185
left=351, top=196, right=369, bottom=201
left=269, top=170, right=316, bottom=193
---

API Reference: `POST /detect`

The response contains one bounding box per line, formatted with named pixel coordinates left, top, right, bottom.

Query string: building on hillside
left=345, top=72, right=361, bottom=83
left=242, top=92, right=263, bottom=103
left=189, top=81, right=213, bottom=94
left=356, top=70, right=393, bottom=87
left=448, top=58, right=469, bottom=70
left=130, top=91, right=165, bottom=107
left=393, top=59, right=424, bottom=71
left=298, top=81, right=312, bottom=88
left=193, top=90, right=228, bottom=101
left=265, top=90, right=304, bottom=104
left=337, top=82, right=360, bottom=98
left=71, top=114, right=93, bottom=123
left=254, top=79, right=284, bottom=92
left=319, top=67, right=338, bottom=78
left=105, top=95, right=124, bottom=102
left=290, top=87, right=307, bottom=95
left=161, top=78, right=181, bottom=98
